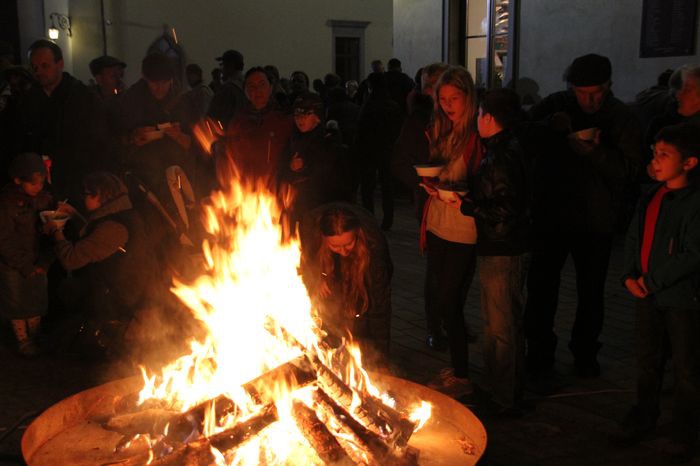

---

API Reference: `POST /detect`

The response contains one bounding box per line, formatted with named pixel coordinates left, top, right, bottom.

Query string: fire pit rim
left=22, top=373, right=487, bottom=465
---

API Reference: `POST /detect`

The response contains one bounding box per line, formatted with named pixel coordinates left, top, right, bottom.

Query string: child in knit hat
left=0, top=153, right=54, bottom=356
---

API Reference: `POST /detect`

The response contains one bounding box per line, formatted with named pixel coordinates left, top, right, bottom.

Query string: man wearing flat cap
left=208, top=49, right=246, bottom=126
left=89, top=55, right=126, bottom=100
left=523, top=53, right=641, bottom=378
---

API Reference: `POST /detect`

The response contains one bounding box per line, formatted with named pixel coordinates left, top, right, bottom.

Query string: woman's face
left=245, top=71, right=272, bottom=110
left=325, top=230, right=357, bottom=257
left=438, top=83, right=469, bottom=123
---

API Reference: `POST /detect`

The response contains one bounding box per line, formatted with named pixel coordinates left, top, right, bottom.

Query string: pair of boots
left=11, top=316, right=42, bottom=357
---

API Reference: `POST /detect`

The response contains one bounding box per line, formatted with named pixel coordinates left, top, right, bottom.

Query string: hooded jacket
left=55, top=193, right=155, bottom=315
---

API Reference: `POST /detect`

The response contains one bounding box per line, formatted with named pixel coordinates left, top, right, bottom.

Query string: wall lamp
left=48, top=12, right=72, bottom=40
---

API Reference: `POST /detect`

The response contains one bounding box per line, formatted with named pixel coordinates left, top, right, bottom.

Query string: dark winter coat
left=356, top=94, right=403, bottom=165
left=460, top=129, right=531, bottom=256
left=528, top=90, right=641, bottom=233
left=220, top=103, right=294, bottom=185
left=19, top=73, right=110, bottom=200
left=299, top=203, right=393, bottom=359
left=207, top=78, right=246, bottom=127
left=279, top=126, right=352, bottom=223
left=54, top=193, right=155, bottom=320
left=622, top=183, right=700, bottom=310
left=119, top=79, right=191, bottom=193
left=392, top=93, right=433, bottom=220
left=0, top=184, right=53, bottom=318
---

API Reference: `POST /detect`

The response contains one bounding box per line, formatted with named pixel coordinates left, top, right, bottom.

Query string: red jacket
left=219, top=104, right=293, bottom=187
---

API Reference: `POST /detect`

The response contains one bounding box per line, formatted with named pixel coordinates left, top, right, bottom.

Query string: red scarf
left=419, top=132, right=483, bottom=252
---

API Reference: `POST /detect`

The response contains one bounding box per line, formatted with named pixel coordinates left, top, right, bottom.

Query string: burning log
left=105, top=356, right=315, bottom=443
left=151, top=403, right=278, bottom=466
left=291, top=400, right=354, bottom=466
left=313, top=388, right=390, bottom=465
left=264, top=318, right=416, bottom=447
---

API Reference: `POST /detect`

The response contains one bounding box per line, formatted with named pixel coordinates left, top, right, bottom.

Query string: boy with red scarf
left=614, top=122, right=700, bottom=463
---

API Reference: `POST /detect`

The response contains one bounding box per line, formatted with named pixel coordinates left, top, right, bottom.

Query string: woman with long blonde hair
left=420, top=66, right=482, bottom=397
left=300, top=203, right=392, bottom=364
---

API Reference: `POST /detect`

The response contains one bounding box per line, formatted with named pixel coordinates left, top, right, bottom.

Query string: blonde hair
left=429, top=66, right=477, bottom=164
left=317, top=207, right=370, bottom=317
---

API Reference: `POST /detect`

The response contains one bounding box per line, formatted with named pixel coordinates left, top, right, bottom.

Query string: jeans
left=479, top=254, right=529, bottom=407
left=636, top=297, right=700, bottom=442
left=524, top=231, right=613, bottom=366
left=425, top=232, right=476, bottom=378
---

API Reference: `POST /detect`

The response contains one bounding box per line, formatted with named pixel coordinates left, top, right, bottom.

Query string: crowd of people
left=2, top=37, right=700, bottom=462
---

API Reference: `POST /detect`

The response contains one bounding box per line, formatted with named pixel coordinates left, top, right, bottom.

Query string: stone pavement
left=0, top=197, right=692, bottom=465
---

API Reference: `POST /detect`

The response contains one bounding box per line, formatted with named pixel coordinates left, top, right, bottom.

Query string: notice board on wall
left=640, top=0, right=698, bottom=57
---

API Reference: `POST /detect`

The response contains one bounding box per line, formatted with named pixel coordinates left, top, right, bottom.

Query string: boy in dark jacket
left=0, top=153, right=53, bottom=356
left=614, top=123, right=700, bottom=462
left=447, top=88, right=531, bottom=414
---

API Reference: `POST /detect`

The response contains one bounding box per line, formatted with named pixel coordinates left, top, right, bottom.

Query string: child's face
left=15, top=173, right=45, bottom=197
left=83, top=191, right=102, bottom=212
left=439, top=84, right=469, bottom=123
left=651, top=141, right=697, bottom=185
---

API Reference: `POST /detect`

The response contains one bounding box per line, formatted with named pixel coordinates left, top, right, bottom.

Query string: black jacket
left=460, top=130, right=531, bottom=256
left=279, top=126, right=353, bottom=223
left=19, top=73, right=110, bottom=200
left=528, top=90, right=641, bottom=233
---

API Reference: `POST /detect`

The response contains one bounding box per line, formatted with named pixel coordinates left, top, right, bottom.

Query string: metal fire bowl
left=22, top=374, right=486, bottom=465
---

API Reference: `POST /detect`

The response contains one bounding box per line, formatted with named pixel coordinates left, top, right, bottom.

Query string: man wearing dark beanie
left=522, top=53, right=641, bottom=378
left=118, top=52, right=191, bottom=234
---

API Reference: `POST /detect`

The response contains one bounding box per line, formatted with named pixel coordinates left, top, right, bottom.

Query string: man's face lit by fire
left=96, top=65, right=125, bottom=95
left=245, top=71, right=272, bottom=111
left=677, top=75, right=700, bottom=117
left=572, top=82, right=609, bottom=115
left=325, top=230, right=357, bottom=257
left=30, top=47, right=63, bottom=92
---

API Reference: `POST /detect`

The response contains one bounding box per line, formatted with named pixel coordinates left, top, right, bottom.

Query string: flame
left=136, top=175, right=430, bottom=463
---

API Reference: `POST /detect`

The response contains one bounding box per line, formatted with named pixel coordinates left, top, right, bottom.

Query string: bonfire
left=101, top=174, right=431, bottom=465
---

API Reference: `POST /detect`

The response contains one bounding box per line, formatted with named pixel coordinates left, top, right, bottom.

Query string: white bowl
left=414, top=164, right=444, bottom=177
left=437, top=182, right=469, bottom=201
left=570, top=127, right=599, bottom=141
left=40, top=210, right=70, bottom=228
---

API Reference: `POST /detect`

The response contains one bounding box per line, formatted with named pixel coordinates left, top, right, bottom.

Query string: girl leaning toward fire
left=419, top=66, right=483, bottom=398
left=299, top=202, right=392, bottom=369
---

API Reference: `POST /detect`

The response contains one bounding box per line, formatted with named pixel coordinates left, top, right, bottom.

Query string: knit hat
left=89, top=55, right=126, bottom=76
left=9, top=153, right=46, bottom=180
left=142, top=52, right=174, bottom=81
left=293, top=92, right=324, bottom=118
left=566, top=54, right=612, bottom=87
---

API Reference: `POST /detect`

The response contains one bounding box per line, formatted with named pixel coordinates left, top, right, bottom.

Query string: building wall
left=393, top=0, right=443, bottom=79
left=518, top=0, right=700, bottom=102
left=45, top=0, right=392, bottom=87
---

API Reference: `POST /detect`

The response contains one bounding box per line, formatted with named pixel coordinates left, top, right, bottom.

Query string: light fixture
left=48, top=12, right=72, bottom=40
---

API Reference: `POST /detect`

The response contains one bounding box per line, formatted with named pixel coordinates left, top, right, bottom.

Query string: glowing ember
left=135, top=170, right=431, bottom=464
